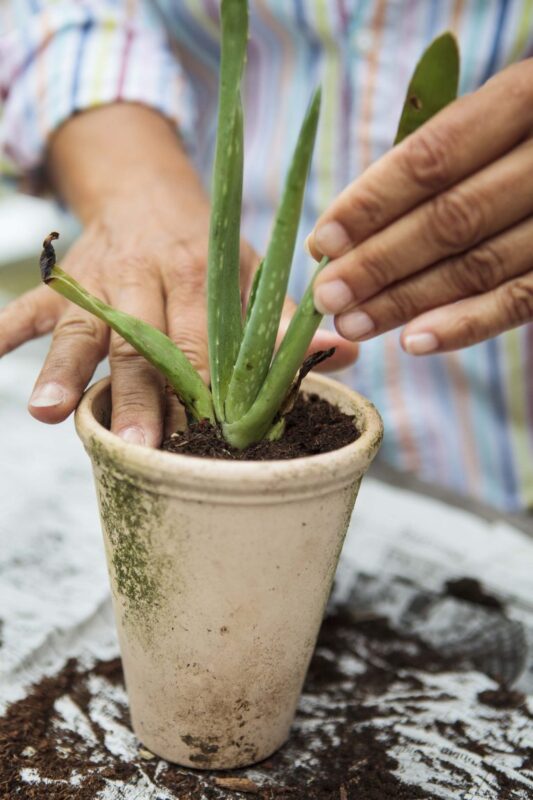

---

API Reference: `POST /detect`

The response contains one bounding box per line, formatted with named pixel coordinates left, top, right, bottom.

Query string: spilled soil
left=2, top=598, right=531, bottom=799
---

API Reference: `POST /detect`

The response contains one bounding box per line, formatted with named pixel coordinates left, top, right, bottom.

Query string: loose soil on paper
left=1, top=598, right=531, bottom=800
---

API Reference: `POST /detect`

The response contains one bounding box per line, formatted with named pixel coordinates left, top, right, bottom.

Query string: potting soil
left=162, top=393, right=359, bottom=459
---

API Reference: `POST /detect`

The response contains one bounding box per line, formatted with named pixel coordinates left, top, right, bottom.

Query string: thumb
left=278, top=297, right=359, bottom=371
left=0, top=285, right=65, bottom=358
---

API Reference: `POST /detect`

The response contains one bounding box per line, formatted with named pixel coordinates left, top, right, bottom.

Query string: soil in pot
left=162, top=392, right=360, bottom=460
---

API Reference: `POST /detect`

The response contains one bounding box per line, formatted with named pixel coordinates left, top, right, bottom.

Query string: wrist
left=47, top=103, right=210, bottom=229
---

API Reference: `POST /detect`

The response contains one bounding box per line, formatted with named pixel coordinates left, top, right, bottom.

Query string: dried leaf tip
left=40, top=231, right=59, bottom=283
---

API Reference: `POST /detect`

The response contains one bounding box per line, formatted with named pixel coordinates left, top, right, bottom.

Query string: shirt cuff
left=0, top=2, right=195, bottom=180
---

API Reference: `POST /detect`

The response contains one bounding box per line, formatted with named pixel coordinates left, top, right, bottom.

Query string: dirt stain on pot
left=181, top=734, right=220, bottom=764
left=89, top=439, right=166, bottom=634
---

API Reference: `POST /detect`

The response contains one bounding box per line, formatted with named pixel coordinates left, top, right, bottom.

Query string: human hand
left=0, top=105, right=357, bottom=447
left=308, top=60, right=533, bottom=354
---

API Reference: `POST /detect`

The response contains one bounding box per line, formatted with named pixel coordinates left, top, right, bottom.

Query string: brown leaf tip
left=40, top=231, right=60, bottom=283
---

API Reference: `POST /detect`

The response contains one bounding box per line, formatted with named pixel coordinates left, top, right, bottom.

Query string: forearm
left=47, top=103, right=210, bottom=228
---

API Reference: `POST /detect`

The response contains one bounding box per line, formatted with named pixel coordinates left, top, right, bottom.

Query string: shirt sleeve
left=0, top=0, right=195, bottom=182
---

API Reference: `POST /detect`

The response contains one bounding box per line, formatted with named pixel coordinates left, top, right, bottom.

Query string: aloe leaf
left=222, top=256, right=330, bottom=449
left=40, top=234, right=215, bottom=423
left=207, top=0, right=248, bottom=421
left=243, top=259, right=263, bottom=330
left=394, top=31, right=460, bottom=145
left=224, top=89, right=321, bottom=424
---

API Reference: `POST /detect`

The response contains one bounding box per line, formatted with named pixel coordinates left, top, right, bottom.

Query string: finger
left=163, top=391, right=187, bottom=439
left=314, top=136, right=533, bottom=315
left=334, top=215, right=533, bottom=340
left=399, top=270, right=533, bottom=354
left=278, top=298, right=359, bottom=371
left=163, top=263, right=210, bottom=385
left=0, top=286, right=64, bottom=357
left=109, top=270, right=167, bottom=447
left=28, top=299, right=109, bottom=423
left=307, top=59, right=533, bottom=258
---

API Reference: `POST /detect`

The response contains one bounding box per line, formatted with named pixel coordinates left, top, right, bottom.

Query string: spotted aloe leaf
left=40, top=234, right=215, bottom=423
left=395, top=31, right=460, bottom=145
left=207, top=0, right=248, bottom=421
left=222, top=256, right=330, bottom=449
left=224, top=89, right=322, bottom=424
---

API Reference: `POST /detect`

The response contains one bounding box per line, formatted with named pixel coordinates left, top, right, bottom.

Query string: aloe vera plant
left=40, top=8, right=459, bottom=450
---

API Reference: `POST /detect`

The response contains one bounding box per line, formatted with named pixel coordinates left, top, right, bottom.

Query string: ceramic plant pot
left=75, top=373, right=383, bottom=769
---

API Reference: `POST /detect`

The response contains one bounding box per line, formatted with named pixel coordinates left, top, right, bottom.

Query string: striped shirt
left=1, top=0, right=532, bottom=511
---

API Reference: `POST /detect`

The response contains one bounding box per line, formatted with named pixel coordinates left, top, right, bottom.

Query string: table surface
left=1, top=334, right=532, bottom=799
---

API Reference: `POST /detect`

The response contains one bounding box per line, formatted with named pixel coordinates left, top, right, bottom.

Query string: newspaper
left=1, top=337, right=532, bottom=798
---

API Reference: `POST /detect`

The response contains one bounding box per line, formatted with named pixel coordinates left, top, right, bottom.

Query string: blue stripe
left=425, top=0, right=441, bottom=39
left=486, top=338, right=518, bottom=501
left=70, top=19, right=93, bottom=108
left=428, top=355, right=466, bottom=490
left=481, top=0, right=511, bottom=81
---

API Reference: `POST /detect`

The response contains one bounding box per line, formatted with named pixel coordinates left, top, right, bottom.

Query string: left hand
left=307, top=59, right=533, bottom=354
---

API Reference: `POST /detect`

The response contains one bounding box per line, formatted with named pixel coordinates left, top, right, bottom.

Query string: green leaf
left=40, top=235, right=214, bottom=424
left=222, top=257, right=330, bottom=449
left=224, top=89, right=321, bottom=424
left=243, top=259, right=263, bottom=330
left=207, top=0, right=248, bottom=421
left=394, top=31, right=460, bottom=145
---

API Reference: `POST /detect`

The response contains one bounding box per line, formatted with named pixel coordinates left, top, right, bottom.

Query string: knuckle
left=501, top=277, right=533, bottom=325
left=384, top=284, right=420, bottom=322
left=112, top=254, right=161, bottom=292
left=172, top=330, right=208, bottom=369
left=11, top=292, right=37, bottom=321
left=110, top=335, right=143, bottom=362
left=453, top=243, right=507, bottom=294
left=427, top=190, right=485, bottom=252
left=115, top=270, right=147, bottom=293
left=111, top=251, right=146, bottom=274
left=453, top=313, right=481, bottom=347
left=357, top=246, right=394, bottom=294
left=402, top=127, right=454, bottom=190
left=345, top=187, right=386, bottom=229
left=53, top=314, right=103, bottom=348
left=166, top=261, right=206, bottom=297
left=112, top=391, right=159, bottom=421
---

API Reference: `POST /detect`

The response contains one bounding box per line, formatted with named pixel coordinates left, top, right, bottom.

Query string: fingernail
left=314, top=221, right=351, bottom=258
left=336, top=310, right=375, bottom=341
left=118, top=426, right=146, bottom=446
left=403, top=332, right=438, bottom=355
left=29, top=382, right=65, bottom=407
left=314, top=280, right=354, bottom=314
left=304, top=235, right=313, bottom=256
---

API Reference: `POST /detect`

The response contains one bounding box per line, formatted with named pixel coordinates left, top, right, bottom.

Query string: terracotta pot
left=75, top=373, right=383, bottom=769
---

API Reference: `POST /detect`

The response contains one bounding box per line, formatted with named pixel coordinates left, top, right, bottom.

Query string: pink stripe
left=384, top=335, right=421, bottom=472
left=117, top=28, right=134, bottom=99
left=446, top=353, right=481, bottom=495
left=358, top=0, right=388, bottom=170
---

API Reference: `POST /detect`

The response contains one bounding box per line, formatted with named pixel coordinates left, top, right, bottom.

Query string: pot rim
left=75, top=374, right=383, bottom=500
